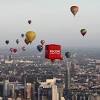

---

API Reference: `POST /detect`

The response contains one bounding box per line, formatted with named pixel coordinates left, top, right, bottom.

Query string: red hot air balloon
left=70, top=5, right=79, bottom=16
left=80, top=29, right=87, bottom=36
left=13, top=48, right=17, bottom=53
left=45, top=44, right=63, bottom=62
left=10, top=48, right=17, bottom=53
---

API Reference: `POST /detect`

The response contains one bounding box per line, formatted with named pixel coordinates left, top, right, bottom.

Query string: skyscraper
left=3, top=80, right=10, bottom=100
left=26, top=83, right=32, bottom=100
left=64, top=59, right=72, bottom=100
left=65, top=60, right=71, bottom=90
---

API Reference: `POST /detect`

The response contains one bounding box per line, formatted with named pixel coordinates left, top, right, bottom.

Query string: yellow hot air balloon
left=26, top=31, right=36, bottom=43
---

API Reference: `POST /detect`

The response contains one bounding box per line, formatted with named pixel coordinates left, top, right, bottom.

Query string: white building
left=38, top=78, right=64, bottom=100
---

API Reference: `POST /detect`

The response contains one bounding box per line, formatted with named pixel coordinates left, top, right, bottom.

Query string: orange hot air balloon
left=70, top=6, right=79, bottom=16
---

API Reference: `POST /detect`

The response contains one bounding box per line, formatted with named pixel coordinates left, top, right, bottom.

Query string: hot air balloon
left=22, top=46, right=26, bottom=51
left=37, top=45, right=43, bottom=52
left=26, top=31, right=36, bottom=43
left=10, top=48, right=17, bottom=53
left=24, top=38, right=30, bottom=45
left=45, top=44, right=63, bottom=62
left=13, top=48, right=17, bottom=53
left=80, top=29, right=87, bottom=36
left=21, top=34, right=24, bottom=38
left=65, top=52, right=71, bottom=58
left=28, top=20, right=31, bottom=24
left=70, top=6, right=79, bottom=16
left=10, top=48, right=13, bottom=52
left=16, top=39, right=19, bottom=44
left=5, top=40, right=9, bottom=45
left=40, top=40, right=45, bottom=45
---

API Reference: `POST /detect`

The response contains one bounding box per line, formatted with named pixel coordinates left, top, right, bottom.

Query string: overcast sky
left=0, top=0, right=100, bottom=48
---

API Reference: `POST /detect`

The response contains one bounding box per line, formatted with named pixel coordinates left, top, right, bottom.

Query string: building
left=26, top=83, right=32, bottom=100
left=96, top=60, right=100, bottom=70
left=38, top=78, right=64, bottom=100
left=65, top=61, right=71, bottom=90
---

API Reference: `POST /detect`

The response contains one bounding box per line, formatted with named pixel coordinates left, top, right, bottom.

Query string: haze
left=0, top=0, right=100, bottom=48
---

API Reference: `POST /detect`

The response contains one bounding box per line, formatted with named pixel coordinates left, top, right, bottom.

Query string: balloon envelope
left=80, top=29, right=87, bottom=36
left=28, top=20, right=31, bottom=24
left=45, top=44, right=62, bottom=61
left=22, top=46, right=26, bottom=51
left=10, top=48, right=13, bottom=52
left=13, top=49, right=17, bottom=53
left=24, top=38, right=30, bottom=45
left=21, top=34, right=24, bottom=38
left=16, top=39, right=19, bottom=44
left=70, top=6, right=79, bottom=16
left=5, top=40, right=9, bottom=45
left=10, top=48, right=17, bottom=53
left=40, top=40, right=45, bottom=45
left=65, top=52, right=71, bottom=58
left=37, top=45, right=43, bottom=52
left=26, top=31, right=36, bottom=43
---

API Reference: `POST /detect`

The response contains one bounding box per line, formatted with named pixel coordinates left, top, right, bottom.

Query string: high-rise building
left=0, top=97, right=2, bottom=100
left=0, top=83, right=3, bottom=97
left=26, top=83, right=32, bottom=100
left=72, top=95, right=77, bottom=100
left=34, top=81, right=40, bottom=100
left=65, top=61, right=71, bottom=90
left=16, top=97, right=22, bottom=100
left=88, top=95, right=96, bottom=100
left=31, top=82, right=36, bottom=100
left=38, top=85, right=52, bottom=100
left=61, top=97, right=65, bottom=100
left=64, top=59, right=73, bottom=100
left=3, top=80, right=10, bottom=99
left=52, top=85, right=59, bottom=100
left=70, top=61, right=75, bottom=77
left=38, top=78, right=64, bottom=100
left=88, top=95, right=100, bottom=100
left=8, top=98, right=13, bottom=100
left=96, top=60, right=100, bottom=70
left=56, top=79, right=64, bottom=100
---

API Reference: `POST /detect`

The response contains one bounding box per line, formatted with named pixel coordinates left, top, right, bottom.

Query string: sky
left=0, top=0, right=100, bottom=48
